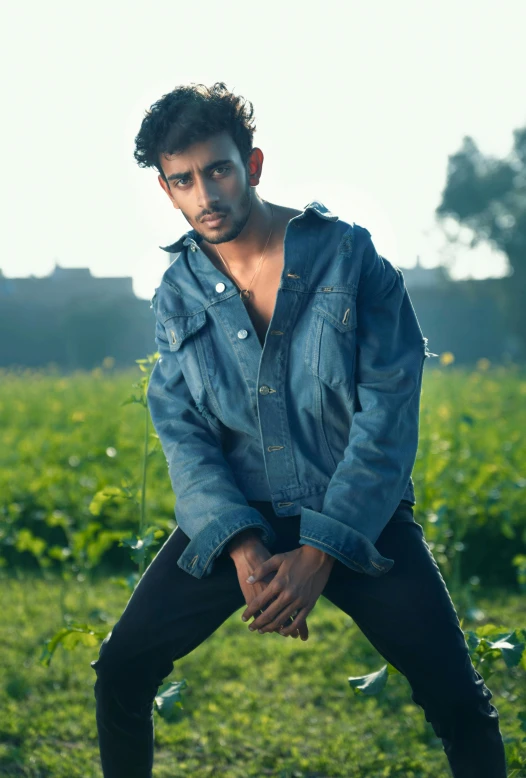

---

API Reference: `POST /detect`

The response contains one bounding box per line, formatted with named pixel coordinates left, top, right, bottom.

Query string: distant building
left=401, top=255, right=450, bottom=289
left=0, top=263, right=135, bottom=303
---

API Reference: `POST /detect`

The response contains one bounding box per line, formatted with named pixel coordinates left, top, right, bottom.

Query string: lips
left=202, top=213, right=226, bottom=224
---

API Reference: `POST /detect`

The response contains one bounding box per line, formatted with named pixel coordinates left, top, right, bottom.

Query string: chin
left=205, top=225, right=239, bottom=244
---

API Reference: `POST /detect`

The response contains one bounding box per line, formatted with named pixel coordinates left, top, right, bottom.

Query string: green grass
left=1, top=573, right=524, bottom=777
left=1, top=362, right=526, bottom=587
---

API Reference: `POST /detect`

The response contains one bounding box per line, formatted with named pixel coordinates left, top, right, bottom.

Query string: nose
left=195, top=177, right=220, bottom=213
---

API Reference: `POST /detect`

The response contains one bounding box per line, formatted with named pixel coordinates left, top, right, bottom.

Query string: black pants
left=90, top=500, right=507, bottom=777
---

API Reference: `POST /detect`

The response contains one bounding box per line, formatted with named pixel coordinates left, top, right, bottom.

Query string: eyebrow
left=166, top=158, right=234, bottom=182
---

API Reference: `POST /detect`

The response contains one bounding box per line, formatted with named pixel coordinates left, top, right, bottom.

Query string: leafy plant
left=347, top=622, right=526, bottom=771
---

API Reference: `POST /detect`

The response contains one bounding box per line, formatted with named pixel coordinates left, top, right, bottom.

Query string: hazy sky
left=2, top=0, right=524, bottom=300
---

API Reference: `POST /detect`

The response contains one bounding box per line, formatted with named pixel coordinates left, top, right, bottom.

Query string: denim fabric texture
left=146, top=201, right=439, bottom=580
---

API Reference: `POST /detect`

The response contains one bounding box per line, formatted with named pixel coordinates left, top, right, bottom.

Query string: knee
left=90, top=626, right=138, bottom=690
left=90, top=629, right=115, bottom=680
left=90, top=627, right=175, bottom=697
left=412, top=665, right=498, bottom=735
left=90, top=632, right=151, bottom=721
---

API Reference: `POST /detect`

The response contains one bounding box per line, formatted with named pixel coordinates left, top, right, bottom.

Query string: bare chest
left=205, top=245, right=285, bottom=348
left=199, top=206, right=301, bottom=348
left=239, top=248, right=284, bottom=347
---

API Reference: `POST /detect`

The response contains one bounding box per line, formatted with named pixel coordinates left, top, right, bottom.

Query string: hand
left=242, top=546, right=335, bottom=640
left=231, top=542, right=304, bottom=639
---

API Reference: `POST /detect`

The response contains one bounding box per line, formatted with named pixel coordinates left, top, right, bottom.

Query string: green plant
left=347, top=622, right=526, bottom=772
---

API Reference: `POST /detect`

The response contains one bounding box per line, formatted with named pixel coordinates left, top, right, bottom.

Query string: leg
left=90, top=525, right=246, bottom=778
left=322, top=504, right=507, bottom=778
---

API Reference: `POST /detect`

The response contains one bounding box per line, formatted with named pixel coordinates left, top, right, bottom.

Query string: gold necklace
left=214, top=201, right=274, bottom=303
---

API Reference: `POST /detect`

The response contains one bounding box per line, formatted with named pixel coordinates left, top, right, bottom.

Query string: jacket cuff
left=177, top=510, right=278, bottom=579
left=298, top=507, right=394, bottom=577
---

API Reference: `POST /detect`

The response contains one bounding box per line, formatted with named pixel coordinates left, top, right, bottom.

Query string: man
left=90, top=82, right=507, bottom=777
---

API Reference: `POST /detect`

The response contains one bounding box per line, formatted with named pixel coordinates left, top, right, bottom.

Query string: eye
left=174, top=167, right=229, bottom=188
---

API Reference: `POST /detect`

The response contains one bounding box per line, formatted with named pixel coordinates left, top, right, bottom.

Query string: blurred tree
left=436, top=127, right=526, bottom=359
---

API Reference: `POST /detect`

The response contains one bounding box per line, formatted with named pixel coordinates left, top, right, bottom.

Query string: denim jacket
left=147, top=200, right=438, bottom=580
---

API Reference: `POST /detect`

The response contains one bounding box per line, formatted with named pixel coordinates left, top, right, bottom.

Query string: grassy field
left=1, top=360, right=526, bottom=776
left=1, top=573, right=525, bottom=777
left=1, top=360, right=525, bottom=587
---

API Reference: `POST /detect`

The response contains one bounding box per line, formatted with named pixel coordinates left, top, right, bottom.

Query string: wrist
left=227, top=529, right=265, bottom=559
left=302, top=543, right=335, bottom=566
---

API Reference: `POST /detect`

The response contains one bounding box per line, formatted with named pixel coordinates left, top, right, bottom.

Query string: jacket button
left=215, top=282, right=226, bottom=293
left=237, top=329, right=248, bottom=339
left=190, top=245, right=197, bottom=252
left=259, top=385, right=270, bottom=395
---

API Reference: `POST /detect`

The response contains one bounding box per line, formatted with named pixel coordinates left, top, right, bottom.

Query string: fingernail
left=242, top=616, right=247, bottom=622
left=246, top=576, right=254, bottom=583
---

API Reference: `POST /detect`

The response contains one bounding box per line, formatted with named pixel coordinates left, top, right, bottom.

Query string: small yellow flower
left=440, top=352, right=455, bottom=366
left=437, top=404, right=451, bottom=420
left=476, top=358, right=490, bottom=371
left=102, top=356, right=115, bottom=369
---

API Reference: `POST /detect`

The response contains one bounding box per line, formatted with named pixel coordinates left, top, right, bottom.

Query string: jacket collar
left=159, top=200, right=338, bottom=254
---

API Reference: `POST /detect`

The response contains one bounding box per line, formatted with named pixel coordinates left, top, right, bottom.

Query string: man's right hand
left=227, top=532, right=308, bottom=641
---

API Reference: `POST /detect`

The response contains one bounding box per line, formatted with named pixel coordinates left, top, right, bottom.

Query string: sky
left=1, top=0, right=524, bottom=300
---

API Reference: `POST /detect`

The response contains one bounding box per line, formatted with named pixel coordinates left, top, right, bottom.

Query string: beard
left=191, top=177, right=254, bottom=246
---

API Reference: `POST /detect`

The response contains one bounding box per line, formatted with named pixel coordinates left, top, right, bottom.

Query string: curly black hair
left=133, top=81, right=257, bottom=183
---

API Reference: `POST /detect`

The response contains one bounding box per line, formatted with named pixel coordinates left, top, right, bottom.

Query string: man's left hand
left=241, top=546, right=335, bottom=639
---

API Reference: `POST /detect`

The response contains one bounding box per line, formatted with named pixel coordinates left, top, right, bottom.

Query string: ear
left=247, top=147, right=264, bottom=187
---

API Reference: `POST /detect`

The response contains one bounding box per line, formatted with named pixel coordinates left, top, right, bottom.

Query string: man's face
left=158, top=131, right=256, bottom=245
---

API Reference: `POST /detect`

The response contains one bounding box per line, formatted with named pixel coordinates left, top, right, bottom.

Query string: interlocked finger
left=259, top=596, right=298, bottom=637
left=278, top=606, right=306, bottom=637
left=257, top=597, right=302, bottom=635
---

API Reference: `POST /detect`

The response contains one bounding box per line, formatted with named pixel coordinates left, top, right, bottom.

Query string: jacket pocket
left=164, top=308, right=206, bottom=351
left=163, top=307, right=218, bottom=394
left=304, top=290, right=358, bottom=396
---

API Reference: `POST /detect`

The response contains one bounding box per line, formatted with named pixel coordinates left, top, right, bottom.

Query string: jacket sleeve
left=299, top=233, right=436, bottom=576
left=147, top=309, right=277, bottom=579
